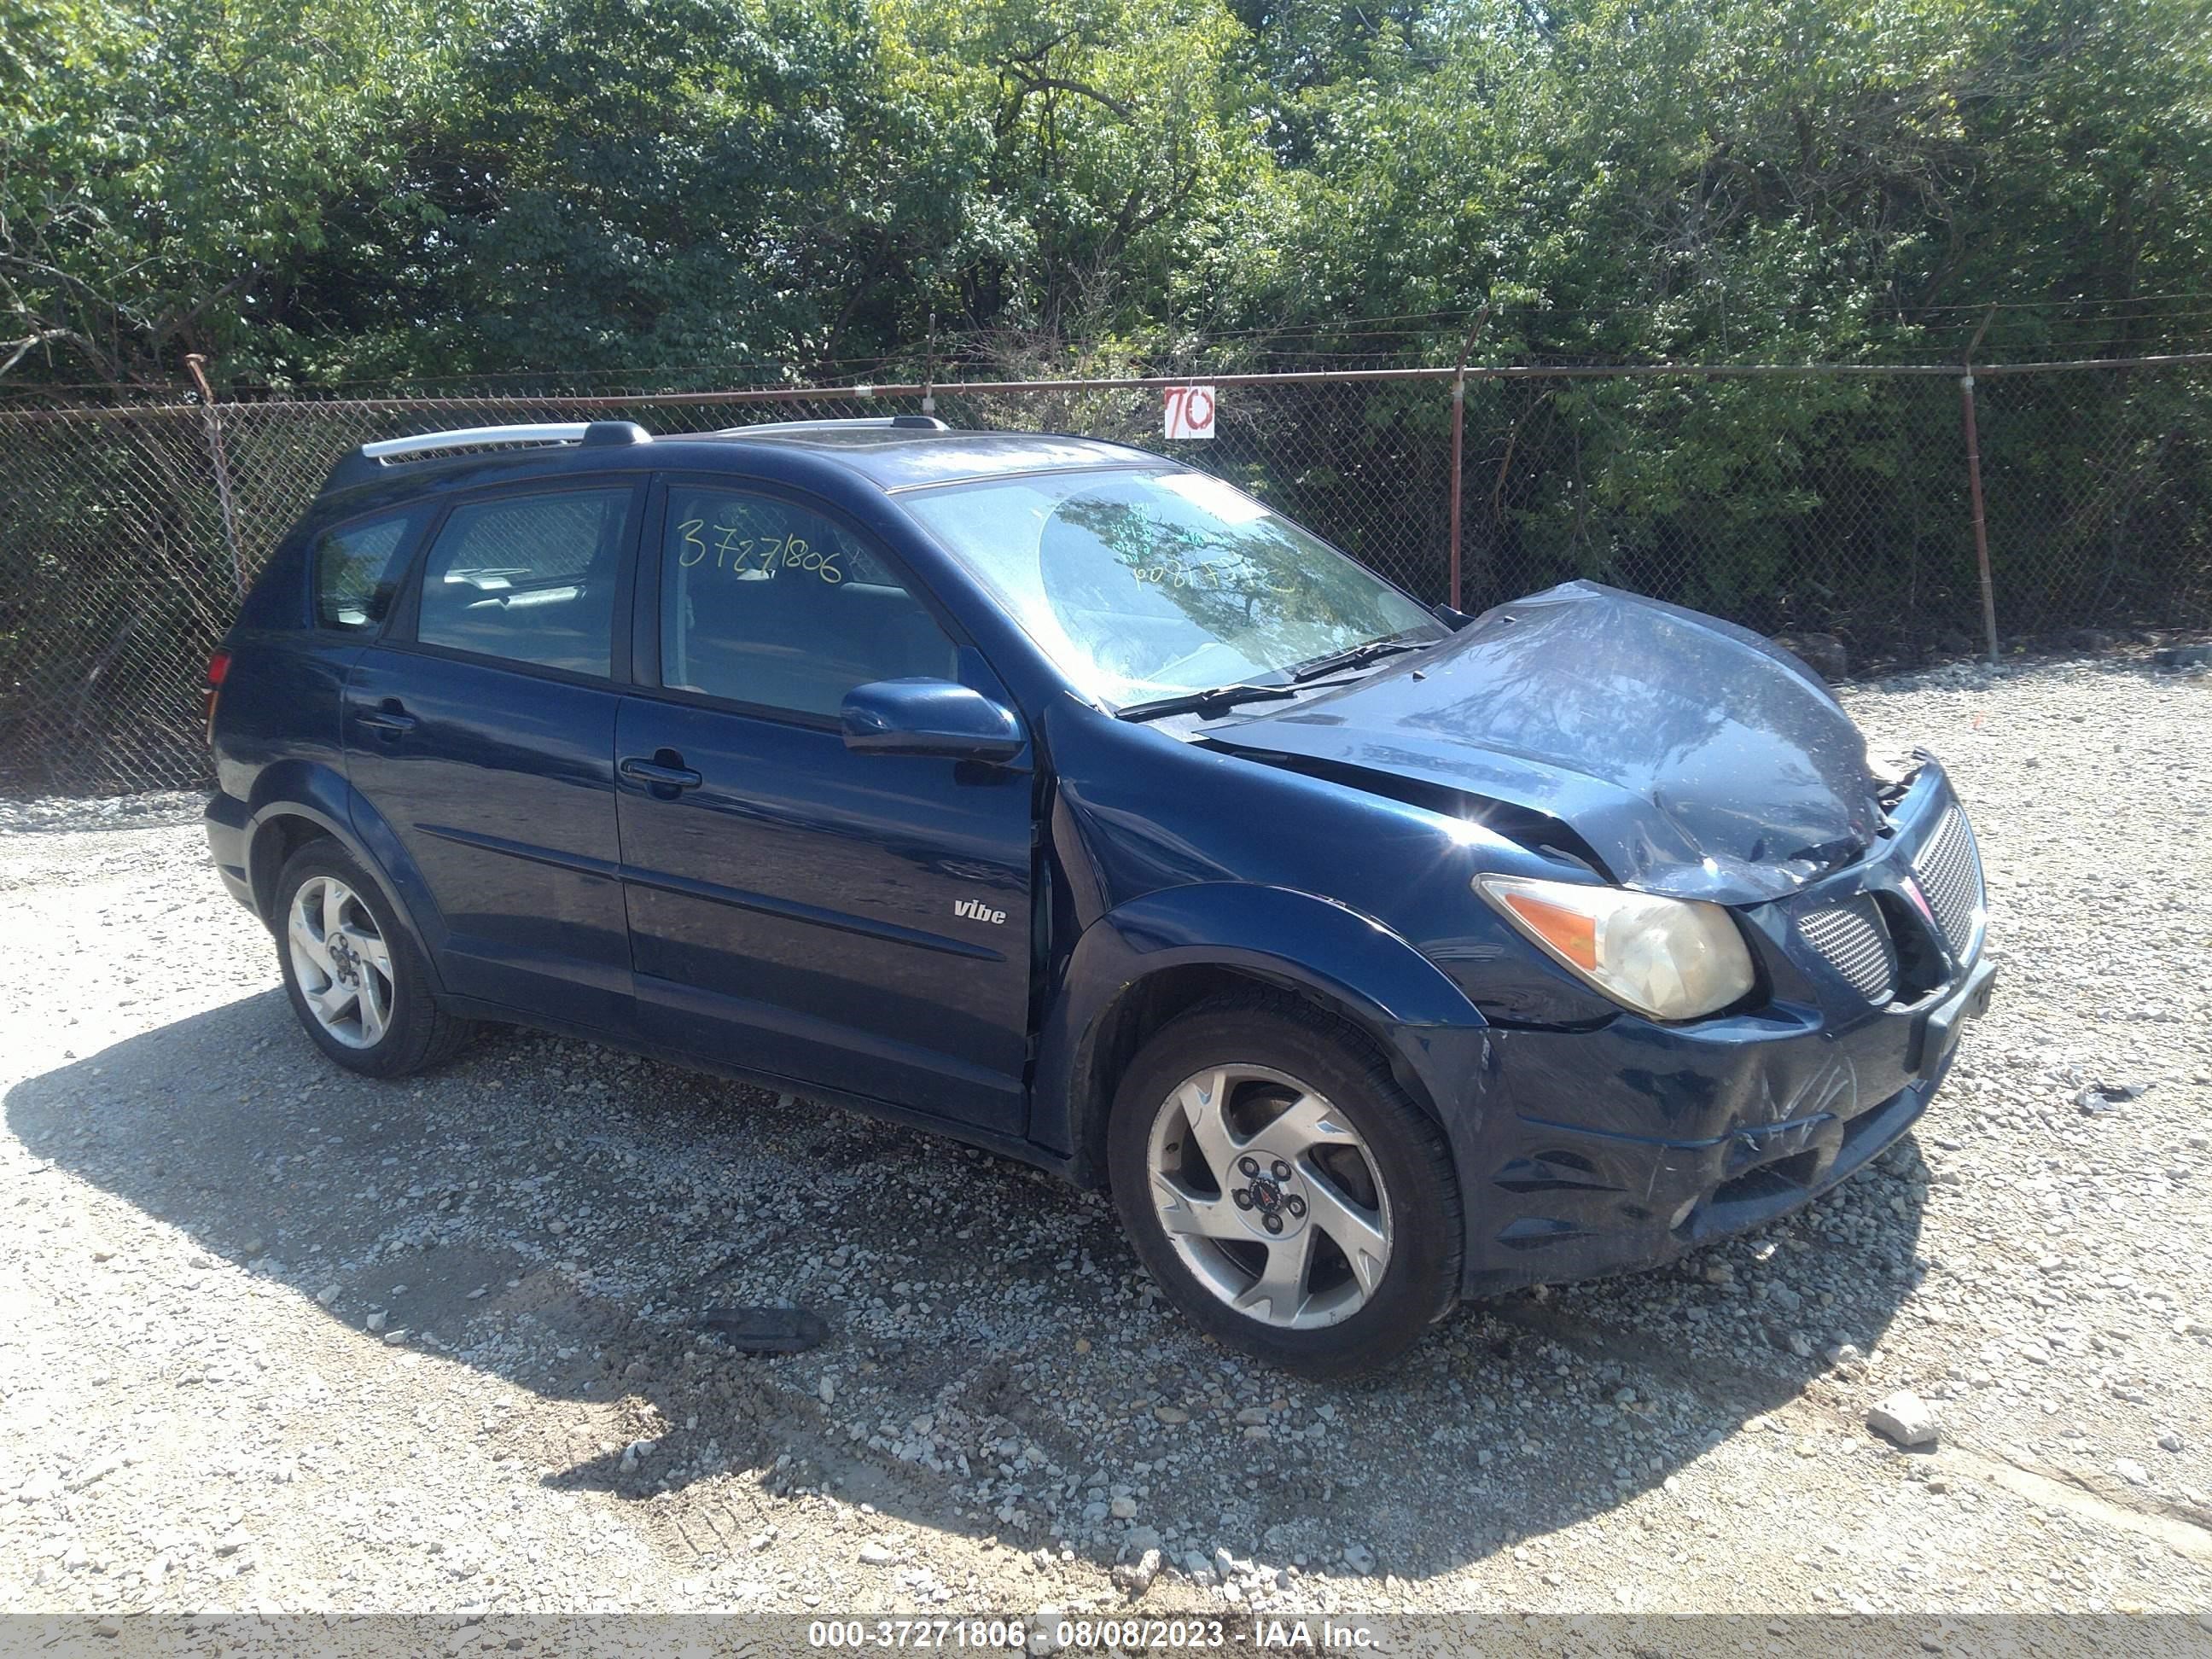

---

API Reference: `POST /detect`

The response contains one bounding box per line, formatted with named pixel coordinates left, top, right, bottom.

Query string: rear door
left=345, top=480, right=641, bottom=1028
left=614, top=476, right=1036, bottom=1133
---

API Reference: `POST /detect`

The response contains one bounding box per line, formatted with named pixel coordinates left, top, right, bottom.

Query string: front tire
left=1107, top=992, right=1463, bottom=1378
left=273, top=841, right=472, bottom=1078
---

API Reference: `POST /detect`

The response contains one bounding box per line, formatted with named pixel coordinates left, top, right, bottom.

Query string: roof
left=709, top=426, right=1155, bottom=492
left=317, top=417, right=1160, bottom=502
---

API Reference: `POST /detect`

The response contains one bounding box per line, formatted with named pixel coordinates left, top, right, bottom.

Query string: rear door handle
left=358, top=704, right=416, bottom=734
left=620, top=755, right=703, bottom=790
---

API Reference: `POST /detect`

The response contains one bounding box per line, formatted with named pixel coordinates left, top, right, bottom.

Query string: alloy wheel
left=1144, top=1064, right=1393, bottom=1330
left=287, top=876, right=394, bottom=1050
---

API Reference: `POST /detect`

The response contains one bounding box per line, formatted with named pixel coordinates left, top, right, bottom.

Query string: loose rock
left=1111, top=1548, right=1161, bottom=1598
left=1867, top=1391, right=1940, bottom=1448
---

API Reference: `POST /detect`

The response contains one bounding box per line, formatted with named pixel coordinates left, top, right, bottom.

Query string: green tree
left=0, top=0, right=467, bottom=386
left=371, top=0, right=990, bottom=378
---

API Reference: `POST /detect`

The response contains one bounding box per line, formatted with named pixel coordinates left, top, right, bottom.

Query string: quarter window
left=415, top=489, right=633, bottom=677
left=311, top=511, right=421, bottom=631
left=660, top=488, right=955, bottom=717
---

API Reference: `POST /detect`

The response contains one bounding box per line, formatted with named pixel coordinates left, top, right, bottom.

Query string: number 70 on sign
left=1163, top=384, right=1217, bottom=440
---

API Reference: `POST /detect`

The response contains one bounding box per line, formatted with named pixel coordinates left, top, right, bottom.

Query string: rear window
left=311, top=511, right=422, bottom=631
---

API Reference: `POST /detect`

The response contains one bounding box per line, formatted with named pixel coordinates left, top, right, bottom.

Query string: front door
left=346, top=481, right=640, bottom=1028
left=614, top=480, right=1035, bottom=1133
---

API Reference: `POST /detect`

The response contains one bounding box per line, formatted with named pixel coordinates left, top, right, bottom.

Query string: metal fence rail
left=3, top=359, right=2207, bottom=795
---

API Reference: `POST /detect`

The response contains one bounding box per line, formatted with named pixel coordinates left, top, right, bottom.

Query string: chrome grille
left=1912, top=805, right=1984, bottom=957
left=1797, top=898, right=1898, bottom=1004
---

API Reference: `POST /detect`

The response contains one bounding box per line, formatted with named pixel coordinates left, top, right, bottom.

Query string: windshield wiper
left=1288, top=637, right=1430, bottom=683
left=1120, top=639, right=1430, bottom=723
left=1116, top=678, right=1355, bottom=723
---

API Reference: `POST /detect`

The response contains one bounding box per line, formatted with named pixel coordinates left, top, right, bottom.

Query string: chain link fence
left=3, top=360, right=2208, bottom=795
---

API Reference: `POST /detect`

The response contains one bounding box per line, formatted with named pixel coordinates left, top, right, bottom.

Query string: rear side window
left=312, top=511, right=421, bottom=631
left=660, top=487, right=955, bottom=718
left=415, top=488, right=634, bottom=678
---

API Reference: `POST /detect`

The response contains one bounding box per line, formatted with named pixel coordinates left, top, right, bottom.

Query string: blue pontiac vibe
left=204, top=416, right=1994, bottom=1375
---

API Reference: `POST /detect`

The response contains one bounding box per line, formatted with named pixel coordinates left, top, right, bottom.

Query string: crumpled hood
left=1208, top=581, right=1883, bottom=904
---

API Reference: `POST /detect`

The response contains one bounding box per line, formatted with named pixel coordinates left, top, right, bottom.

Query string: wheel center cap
left=1230, top=1151, right=1308, bottom=1238
left=329, top=935, right=358, bottom=986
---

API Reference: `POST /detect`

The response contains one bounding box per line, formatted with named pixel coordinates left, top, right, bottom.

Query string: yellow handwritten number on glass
left=714, top=523, right=754, bottom=569
left=782, top=536, right=844, bottom=585
left=686, top=521, right=843, bottom=584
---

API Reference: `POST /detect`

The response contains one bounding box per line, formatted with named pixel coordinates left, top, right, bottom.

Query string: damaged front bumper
left=1455, top=760, right=1992, bottom=1295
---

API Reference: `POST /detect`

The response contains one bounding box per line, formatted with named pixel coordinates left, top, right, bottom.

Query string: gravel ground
left=2, top=655, right=2209, bottom=1623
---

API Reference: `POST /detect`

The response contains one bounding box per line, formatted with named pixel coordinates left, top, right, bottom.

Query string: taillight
left=203, top=649, right=231, bottom=743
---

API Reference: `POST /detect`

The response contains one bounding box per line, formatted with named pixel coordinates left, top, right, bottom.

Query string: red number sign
left=1163, top=385, right=1218, bottom=440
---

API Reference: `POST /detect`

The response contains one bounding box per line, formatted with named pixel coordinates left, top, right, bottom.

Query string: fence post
left=922, top=308, right=937, bottom=416
left=1447, top=302, right=1493, bottom=611
left=183, top=353, right=249, bottom=598
left=1956, top=309, right=2000, bottom=667
left=1447, top=381, right=1464, bottom=611
left=1958, top=369, right=2000, bottom=667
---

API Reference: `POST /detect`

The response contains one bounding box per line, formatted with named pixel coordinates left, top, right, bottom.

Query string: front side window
left=311, top=510, right=422, bottom=631
left=900, top=469, right=1441, bottom=706
left=660, top=487, right=955, bottom=718
left=415, top=488, right=633, bottom=677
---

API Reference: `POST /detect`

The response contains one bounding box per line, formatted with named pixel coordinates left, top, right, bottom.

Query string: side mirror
left=841, top=678, right=1025, bottom=763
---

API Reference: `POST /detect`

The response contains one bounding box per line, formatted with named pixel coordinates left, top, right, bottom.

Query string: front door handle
left=358, top=702, right=416, bottom=734
left=620, top=755, right=703, bottom=791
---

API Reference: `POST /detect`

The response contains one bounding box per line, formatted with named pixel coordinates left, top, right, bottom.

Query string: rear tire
left=272, top=840, right=473, bottom=1078
left=1107, top=990, right=1462, bottom=1378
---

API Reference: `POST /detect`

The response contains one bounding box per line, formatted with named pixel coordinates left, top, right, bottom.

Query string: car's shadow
left=8, top=990, right=1925, bottom=1584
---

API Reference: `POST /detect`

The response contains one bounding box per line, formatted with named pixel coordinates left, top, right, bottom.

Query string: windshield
left=901, top=469, right=1443, bottom=707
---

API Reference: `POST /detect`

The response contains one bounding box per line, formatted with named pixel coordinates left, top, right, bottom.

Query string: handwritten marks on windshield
left=678, top=519, right=844, bottom=585
left=1129, top=556, right=1229, bottom=590
left=1124, top=552, right=1295, bottom=597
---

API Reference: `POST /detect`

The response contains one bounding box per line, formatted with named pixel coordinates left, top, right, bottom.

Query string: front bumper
left=1458, top=760, right=1992, bottom=1294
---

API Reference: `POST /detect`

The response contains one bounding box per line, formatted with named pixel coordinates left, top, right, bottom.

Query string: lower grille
left=1797, top=898, right=1898, bottom=1004
left=1913, top=806, right=1985, bottom=957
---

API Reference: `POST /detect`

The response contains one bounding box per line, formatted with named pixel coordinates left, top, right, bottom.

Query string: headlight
left=1473, top=874, right=1755, bottom=1021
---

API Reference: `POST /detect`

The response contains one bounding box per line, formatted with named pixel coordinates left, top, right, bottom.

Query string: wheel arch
left=241, top=764, right=448, bottom=995
left=247, top=811, right=335, bottom=923
left=1033, top=883, right=1490, bottom=1188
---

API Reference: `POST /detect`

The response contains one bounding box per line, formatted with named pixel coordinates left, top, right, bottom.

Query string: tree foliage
left=0, top=0, right=467, bottom=381
left=2, top=0, right=2208, bottom=387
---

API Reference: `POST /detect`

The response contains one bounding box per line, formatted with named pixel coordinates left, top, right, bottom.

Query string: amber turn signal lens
left=1497, top=890, right=1598, bottom=970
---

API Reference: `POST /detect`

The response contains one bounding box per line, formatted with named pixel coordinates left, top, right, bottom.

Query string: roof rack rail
left=723, top=415, right=951, bottom=438
left=323, top=420, right=652, bottom=492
